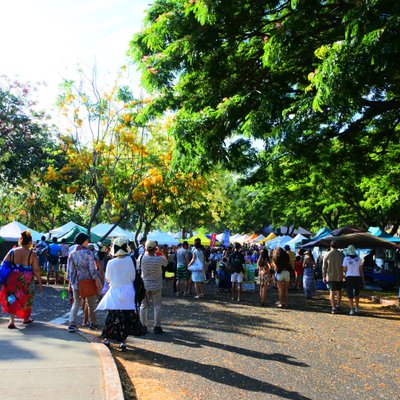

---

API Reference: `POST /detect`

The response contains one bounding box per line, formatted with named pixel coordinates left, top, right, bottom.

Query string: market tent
left=277, top=226, right=313, bottom=236
left=251, top=234, right=265, bottom=243
left=260, top=232, right=277, bottom=244
left=57, top=226, right=106, bottom=244
left=185, top=233, right=220, bottom=246
left=91, top=224, right=135, bottom=240
left=266, top=235, right=292, bottom=250
left=248, top=233, right=259, bottom=241
left=236, top=234, right=251, bottom=243
left=330, top=225, right=367, bottom=236
left=0, top=236, right=4, bottom=244
left=303, top=232, right=400, bottom=250
left=49, top=221, right=84, bottom=238
left=313, top=227, right=332, bottom=239
left=147, top=230, right=180, bottom=246
left=285, top=234, right=307, bottom=250
left=216, top=233, right=224, bottom=242
left=0, top=221, right=42, bottom=242
left=230, top=233, right=242, bottom=242
left=368, top=227, right=400, bottom=243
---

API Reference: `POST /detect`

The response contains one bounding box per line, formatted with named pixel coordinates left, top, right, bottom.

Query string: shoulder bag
left=71, top=254, right=97, bottom=298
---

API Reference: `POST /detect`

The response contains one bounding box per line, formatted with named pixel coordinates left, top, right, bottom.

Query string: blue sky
left=0, top=0, right=149, bottom=109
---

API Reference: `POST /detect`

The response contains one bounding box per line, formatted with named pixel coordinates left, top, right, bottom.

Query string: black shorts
left=60, top=256, right=68, bottom=265
left=326, top=281, right=343, bottom=291
left=346, top=276, right=363, bottom=298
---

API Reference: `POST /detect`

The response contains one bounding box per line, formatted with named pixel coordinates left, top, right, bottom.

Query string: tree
left=53, top=68, right=150, bottom=237
left=129, top=0, right=400, bottom=229
left=0, top=77, right=58, bottom=185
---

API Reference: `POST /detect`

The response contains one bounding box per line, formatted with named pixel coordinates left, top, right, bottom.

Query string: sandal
left=23, top=319, right=34, bottom=324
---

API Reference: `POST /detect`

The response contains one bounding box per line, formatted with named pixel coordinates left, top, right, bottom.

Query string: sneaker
left=102, top=339, right=110, bottom=348
left=194, top=295, right=201, bottom=299
left=153, top=326, right=163, bottom=334
left=349, top=308, right=355, bottom=316
left=119, top=343, right=127, bottom=352
left=331, top=307, right=337, bottom=314
left=88, top=323, right=98, bottom=331
left=68, top=324, right=77, bottom=333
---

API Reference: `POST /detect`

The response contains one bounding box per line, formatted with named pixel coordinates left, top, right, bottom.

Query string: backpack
left=132, top=255, right=146, bottom=308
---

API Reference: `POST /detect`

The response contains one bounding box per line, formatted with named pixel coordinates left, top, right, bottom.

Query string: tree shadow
left=141, top=328, right=309, bottom=367
left=120, top=347, right=312, bottom=400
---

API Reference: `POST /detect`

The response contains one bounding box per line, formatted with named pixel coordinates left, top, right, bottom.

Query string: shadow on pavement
left=141, top=328, right=309, bottom=367
left=121, top=347, right=312, bottom=400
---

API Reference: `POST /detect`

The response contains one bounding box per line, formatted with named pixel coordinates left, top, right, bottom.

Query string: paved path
left=117, top=287, right=400, bottom=400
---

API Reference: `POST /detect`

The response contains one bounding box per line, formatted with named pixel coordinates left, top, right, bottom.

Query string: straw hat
left=111, top=237, right=131, bottom=256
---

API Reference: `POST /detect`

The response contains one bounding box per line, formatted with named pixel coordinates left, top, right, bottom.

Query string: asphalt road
left=1, top=283, right=399, bottom=400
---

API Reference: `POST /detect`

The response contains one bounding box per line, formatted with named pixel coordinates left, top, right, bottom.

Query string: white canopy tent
left=91, top=224, right=135, bottom=240
left=49, top=221, right=84, bottom=238
left=216, top=233, right=224, bottom=242
left=146, top=230, right=180, bottom=246
left=0, top=221, right=43, bottom=242
left=285, top=234, right=307, bottom=250
left=230, top=233, right=241, bottom=242
left=266, top=235, right=292, bottom=250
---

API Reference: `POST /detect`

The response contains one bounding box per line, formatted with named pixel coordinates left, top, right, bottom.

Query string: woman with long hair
left=0, top=230, right=42, bottom=329
left=271, top=247, right=291, bottom=308
left=257, top=249, right=273, bottom=306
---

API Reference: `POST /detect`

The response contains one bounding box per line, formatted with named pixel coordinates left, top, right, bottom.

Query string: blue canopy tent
left=368, top=227, right=400, bottom=243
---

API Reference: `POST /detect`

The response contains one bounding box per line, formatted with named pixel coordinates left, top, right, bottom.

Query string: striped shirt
left=139, top=254, right=168, bottom=291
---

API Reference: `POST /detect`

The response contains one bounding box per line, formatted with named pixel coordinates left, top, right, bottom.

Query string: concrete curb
left=30, top=321, right=124, bottom=400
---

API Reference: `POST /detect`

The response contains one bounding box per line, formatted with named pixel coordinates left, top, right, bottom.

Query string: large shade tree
left=130, top=0, right=400, bottom=231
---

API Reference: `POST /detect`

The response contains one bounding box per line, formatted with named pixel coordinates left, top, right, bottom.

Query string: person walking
left=67, top=233, right=101, bottom=333
left=97, top=237, right=143, bottom=351
left=46, top=237, right=62, bottom=285
left=257, top=249, right=273, bottom=306
left=271, top=247, right=291, bottom=308
left=139, top=240, right=168, bottom=334
left=0, top=231, right=42, bottom=329
left=176, top=241, right=191, bottom=296
left=303, top=251, right=317, bottom=299
left=343, top=245, right=366, bottom=315
left=322, top=240, right=344, bottom=314
left=229, top=243, right=245, bottom=302
left=188, top=239, right=206, bottom=299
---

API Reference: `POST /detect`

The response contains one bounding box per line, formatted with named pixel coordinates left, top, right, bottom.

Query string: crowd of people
left=0, top=231, right=368, bottom=350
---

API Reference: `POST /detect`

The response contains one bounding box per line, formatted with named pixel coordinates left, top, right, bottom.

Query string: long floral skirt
left=0, top=266, right=34, bottom=320
left=101, top=310, right=146, bottom=342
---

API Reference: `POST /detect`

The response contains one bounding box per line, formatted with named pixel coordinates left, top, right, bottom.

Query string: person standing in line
left=322, top=240, right=344, bottom=314
left=284, top=245, right=296, bottom=290
left=97, top=237, right=143, bottom=351
left=67, top=233, right=101, bottom=333
left=229, top=243, right=245, bottom=302
left=271, top=247, right=291, bottom=308
left=0, top=231, right=42, bottom=329
left=257, top=249, right=272, bottom=306
left=36, top=235, right=48, bottom=270
left=188, top=239, right=206, bottom=299
left=59, top=238, right=69, bottom=273
left=139, top=240, right=168, bottom=334
left=176, top=241, right=191, bottom=296
left=303, top=251, right=317, bottom=299
left=343, top=245, right=366, bottom=315
left=46, top=237, right=62, bottom=285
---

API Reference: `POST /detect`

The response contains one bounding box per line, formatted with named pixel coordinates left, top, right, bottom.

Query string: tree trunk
left=87, top=192, right=104, bottom=234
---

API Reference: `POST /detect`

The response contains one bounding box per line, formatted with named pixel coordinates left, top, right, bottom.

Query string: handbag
left=71, top=256, right=97, bottom=298
left=0, top=251, right=16, bottom=284
left=188, top=257, right=203, bottom=272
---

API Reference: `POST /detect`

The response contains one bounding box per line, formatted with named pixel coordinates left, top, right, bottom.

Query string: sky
left=0, top=0, right=149, bottom=111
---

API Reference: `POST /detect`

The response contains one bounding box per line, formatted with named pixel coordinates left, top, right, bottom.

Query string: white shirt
left=106, top=256, right=136, bottom=288
left=343, top=256, right=362, bottom=277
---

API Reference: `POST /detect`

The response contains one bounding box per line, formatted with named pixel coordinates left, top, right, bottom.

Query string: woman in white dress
left=96, top=237, right=144, bottom=351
